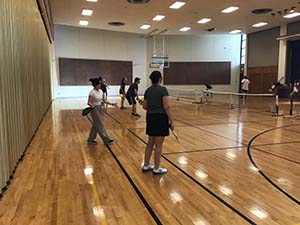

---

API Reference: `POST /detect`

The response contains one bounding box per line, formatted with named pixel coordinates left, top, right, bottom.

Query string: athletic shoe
left=132, top=113, right=141, bottom=117
left=141, top=164, right=154, bottom=172
left=87, top=140, right=97, bottom=145
left=153, top=167, right=168, bottom=175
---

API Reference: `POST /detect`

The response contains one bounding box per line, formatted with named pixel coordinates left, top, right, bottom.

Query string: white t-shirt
left=89, top=89, right=104, bottom=106
left=241, top=79, right=250, bottom=91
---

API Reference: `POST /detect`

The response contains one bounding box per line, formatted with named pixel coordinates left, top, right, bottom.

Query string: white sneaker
left=152, top=167, right=167, bottom=175
left=141, top=164, right=154, bottom=172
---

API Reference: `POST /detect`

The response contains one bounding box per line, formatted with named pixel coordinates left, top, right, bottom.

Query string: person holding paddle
left=142, top=71, right=174, bottom=175
left=87, top=78, right=117, bottom=145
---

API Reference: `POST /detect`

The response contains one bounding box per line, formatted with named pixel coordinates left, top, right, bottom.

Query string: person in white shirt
left=241, top=76, right=250, bottom=93
left=87, top=78, right=117, bottom=145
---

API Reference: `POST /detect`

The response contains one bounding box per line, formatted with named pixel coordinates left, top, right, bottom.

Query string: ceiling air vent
left=127, top=0, right=151, bottom=4
left=205, top=28, right=216, bottom=32
left=108, top=22, right=125, bottom=26
left=252, top=8, right=273, bottom=14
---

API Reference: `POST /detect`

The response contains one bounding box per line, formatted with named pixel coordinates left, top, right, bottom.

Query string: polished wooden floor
left=0, top=97, right=300, bottom=225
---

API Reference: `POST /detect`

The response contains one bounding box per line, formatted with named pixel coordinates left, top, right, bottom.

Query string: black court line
left=252, top=140, right=300, bottom=147
left=191, top=100, right=275, bottom=115
left=247, top=124, right=300, bottom=205
left=284, top=128, right=300, bottom=135
left=163, top=146, right=244, bottom=155
left=105, top=145, right=162, bottom=225
left=175, top=119, right=246, bottom=146
left=252, top=147, right=300, bottom=166
left=127, top=128, right=256, bottom=225
left=82, top=111, right=162, bottom=224
left=103, top=110, right=121, bottom=124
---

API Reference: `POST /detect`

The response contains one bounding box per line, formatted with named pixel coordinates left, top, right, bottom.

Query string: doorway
left=286, top=40, right=300, bottom=84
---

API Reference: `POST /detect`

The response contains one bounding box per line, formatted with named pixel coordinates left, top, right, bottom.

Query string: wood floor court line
left=247, top=123, right=300, bottom=205
left=126, top=127, right=257, bottom=225
left=252, top=146, right=300, bottom=165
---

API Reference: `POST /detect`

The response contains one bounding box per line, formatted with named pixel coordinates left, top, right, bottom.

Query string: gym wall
left=0, top=0, right=52, bottom=194
left=53, top=25, right=147, bottom=98
left=247, top=27, right=280, bottom=93
left=147, top=34, right=241, bottom=92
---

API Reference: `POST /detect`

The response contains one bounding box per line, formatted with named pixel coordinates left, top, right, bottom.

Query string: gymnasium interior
left=0, top=0, right=300, bottom=224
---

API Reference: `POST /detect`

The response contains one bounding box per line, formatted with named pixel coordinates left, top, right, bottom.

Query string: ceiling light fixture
left=197, top=18, right=212, bottom=24
left=222, top=6, right=239, bottom=13
left=229, top=29, right=242, bottom=34
left=82, top=9, right=93, bottom=16
left=284, top=12, right=300, bottom=18
left=79, top=20, right=89, bottom=26
left=180, top=26, right=191, bottom=32
left=252, top=22, right=268, bottom=27
left=152, top=15, right=166, bottom=21
left=140, top=24, right=151, bottom=29
left=86, top=0, right=98, bottom=2
left=169, top=1, right=186, bottom=9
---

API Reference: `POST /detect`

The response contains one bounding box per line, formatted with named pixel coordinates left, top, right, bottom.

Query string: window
left=241, top=34, right=247, bottom=65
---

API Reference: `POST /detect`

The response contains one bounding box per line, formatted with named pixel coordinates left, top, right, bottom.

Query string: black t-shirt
left=144, top=84, right=169, bottom=114
left=120, top=80, right=126, bottom=93
left=126, top=83, right=138, bottom=97
left=101, top=83, right=107, bottom=93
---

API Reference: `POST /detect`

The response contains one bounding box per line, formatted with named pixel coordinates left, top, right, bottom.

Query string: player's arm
left=163, top=96, right=174, bottom=130
left=88, top=95, right=95, bottom=108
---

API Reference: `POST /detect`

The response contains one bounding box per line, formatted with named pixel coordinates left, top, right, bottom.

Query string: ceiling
left=50, top=0, right=300, bottom=35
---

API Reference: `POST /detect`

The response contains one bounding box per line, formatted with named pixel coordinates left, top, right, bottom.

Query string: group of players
left=87, top=71, right=172, bottom=174
left=99, top=76, right=142, bottom=117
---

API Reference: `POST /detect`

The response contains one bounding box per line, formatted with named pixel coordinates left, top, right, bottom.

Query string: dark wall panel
left=163, top=62, right=231, bottom=85
left=59, top=58, right=133, bottom=85
left=247, top=27, right=280, bottom=67
left=287, top=20, right=300, bottom=35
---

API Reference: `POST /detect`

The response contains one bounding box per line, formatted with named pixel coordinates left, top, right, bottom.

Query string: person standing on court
left=87, top=78, right=117, bottom=145
left=119, top=77, right=127, bottom=110
left=141, top=71, right=174, bottom=174
left=241, top=75, right=250, bottom=93
left=100, top=78, right=108, bottom=105
left=126, top=77, right=141, bottom=117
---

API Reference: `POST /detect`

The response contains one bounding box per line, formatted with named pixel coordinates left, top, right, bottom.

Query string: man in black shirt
left=126, top=77, right=141, bottom=117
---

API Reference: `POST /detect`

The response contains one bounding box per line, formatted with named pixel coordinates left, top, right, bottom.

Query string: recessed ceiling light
left=82, top=9, right=93, bottom=16
left=86, top=0, right=97, bottom=2
left=180, top=27, right=191, bottom=32
left=197, top=18, right=212, bottom=24
left=79, top=20, right=89, bottom=26
left=284, top=12, right=300, bottom=18
left=140, top=24, right=151, bottom=29
left=229, top=29, right=242, bottom=34
left=222, top=6, right=239, bottom=13
left=252, top=22, right=268, bottom=27
left=152, top=15, right=165, bottom=21
left=169, top=1, right=186, bottom=9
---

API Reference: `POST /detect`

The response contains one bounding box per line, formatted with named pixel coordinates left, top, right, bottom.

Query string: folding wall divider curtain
left=0, top=0, right=52, bottom=193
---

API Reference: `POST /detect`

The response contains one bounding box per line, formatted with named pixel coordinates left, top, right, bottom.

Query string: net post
left=290, top=93, right=293, bottom=115
left=200, top=91, right=203, bottom=104
left=276, top=95, right=279, bottom=115
left=230, top=94, right=234, bottom=109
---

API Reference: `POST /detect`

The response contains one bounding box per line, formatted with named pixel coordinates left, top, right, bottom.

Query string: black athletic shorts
left=126, top=95, right=136, bottom=105
left=146, top=113, right=169, bottom=137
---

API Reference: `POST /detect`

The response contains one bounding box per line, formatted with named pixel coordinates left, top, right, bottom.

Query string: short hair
left=149, top=71, right=162, bottom=84
left=134, top=77, right=141, bottom=82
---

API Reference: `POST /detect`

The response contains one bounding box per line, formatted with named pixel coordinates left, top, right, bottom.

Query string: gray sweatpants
left=88, top=105, right=111, bottom=144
